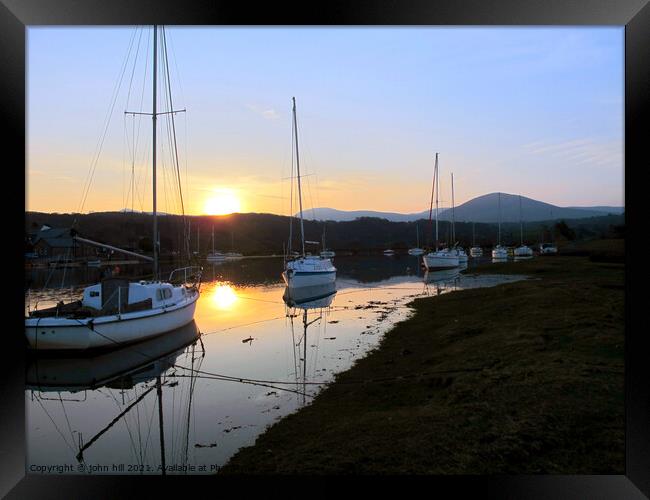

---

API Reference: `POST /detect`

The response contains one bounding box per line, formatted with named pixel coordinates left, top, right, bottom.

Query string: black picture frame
left=3, top=0, right=646, bottom=497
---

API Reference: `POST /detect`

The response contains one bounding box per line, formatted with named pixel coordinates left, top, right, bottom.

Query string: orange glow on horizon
left=203, top=188, right=242, bottom=215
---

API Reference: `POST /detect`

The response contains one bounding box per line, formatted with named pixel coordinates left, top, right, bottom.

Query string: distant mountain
left=300, top=193, right=624, bottom=223
left=299, top=207, right=427, bottom=222
left=566, top=206, right=625, bottom=215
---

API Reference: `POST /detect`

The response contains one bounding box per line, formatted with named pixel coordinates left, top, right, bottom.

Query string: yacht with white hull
left=25, top=26, right=201, bottom=351
left=491, top=192, right=508, bottom=260
left=423, top=153, right=459, bottom=271
left=282, top=98, right=336, bottom=289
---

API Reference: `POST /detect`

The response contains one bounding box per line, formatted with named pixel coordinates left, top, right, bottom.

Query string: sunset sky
left=27, top=26, right=624, bottom=216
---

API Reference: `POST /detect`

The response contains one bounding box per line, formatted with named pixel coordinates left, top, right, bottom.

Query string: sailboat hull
left=25, top=293, right=199, bottom=351
left=423, top=252, right=459, bottom=270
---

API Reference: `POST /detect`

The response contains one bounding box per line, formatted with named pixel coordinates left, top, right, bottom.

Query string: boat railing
left=168, top=266, right=203, bottom=289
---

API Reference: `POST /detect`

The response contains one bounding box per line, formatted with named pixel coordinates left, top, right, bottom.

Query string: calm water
left=25, top=255, right=527, bottom=475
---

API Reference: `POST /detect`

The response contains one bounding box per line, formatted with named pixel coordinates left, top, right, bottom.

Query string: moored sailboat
left=469, top=221, right=482, bottom=257
left=25, top=26, right=201, bottom=351
left=423, top=153, right=459, bottom=271
left=408, top=223, right=425, bottom=256
left=514, top=195, right=533, bottom=258
left=282, top=98, right=336, bottom=289
left=491, top=192, right=508, bottom=260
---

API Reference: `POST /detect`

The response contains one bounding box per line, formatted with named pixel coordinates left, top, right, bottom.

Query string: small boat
left=469, top=222, right=482, bottom=257
left=423, top=153, right=459, bottom=271
left=539, top=243, right=558, bottom=255
left=206, top=226, right=226, bottom=261
left=383, top=249, right=396, bottom=256
left=408, top=224, right=425, bottom=256
left=319, top=224, right=336, bottom=258
left=491, top=193, right=508, bottom=260
left=282, top=98, right=336, bottom=289
left=25, top=26, right=201, bottom=351
left=448, top=173, right=468, bottom=265
left=514, top=195, right=533, bottom=257
left=224, top=252, right=243, bottom=259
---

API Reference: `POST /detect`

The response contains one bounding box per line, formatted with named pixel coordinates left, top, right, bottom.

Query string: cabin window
left=157, top=288, right=173, bottom=300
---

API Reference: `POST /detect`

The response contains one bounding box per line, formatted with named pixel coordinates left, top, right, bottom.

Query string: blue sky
left=27, top=26, right=624, bottom=215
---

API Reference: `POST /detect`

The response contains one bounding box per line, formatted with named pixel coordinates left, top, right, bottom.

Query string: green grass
left=219, top=254, right=624, bottom=474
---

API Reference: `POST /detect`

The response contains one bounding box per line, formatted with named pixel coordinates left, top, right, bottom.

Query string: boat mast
left=152, top=25, right=159, bottom=279
left=472, top=221, right=476, bottom=247
left=519, top=195, right=523, bottom=246
left=292, top=97, right=306, bottom=257
left=435, top=153, right=439, bottom=250
left=212, top=226, right=215, bottom=254
left=427, top=154, right=437, bottom=249
left=497, top=192, right=501, bottom=246
left=451, top=172, right=455, bottom=245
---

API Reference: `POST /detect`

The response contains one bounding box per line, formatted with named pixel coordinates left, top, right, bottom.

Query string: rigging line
left=162, top=27, right=186, bottom=218
left=288, top=106, right=295, bottom=256
left=199, top=315, right=288, bottom=337
left=75, top=27, right=139, bottom=222
left=33, top=394, right=76, bottom=454
left=58, top=393, right=77, bottom=456
left=75, top=385, right=157, bottom=462
left=105, top=383, right=142, bottom=465
left=173, top=363, right=485, bottom=387
left=124, top=26, right=144, bottom=116
left=168, top=373, right=314, bottom=399
left=141, top=388, right=159, bottom=465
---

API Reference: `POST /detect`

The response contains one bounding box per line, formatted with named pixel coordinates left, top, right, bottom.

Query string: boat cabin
left=82, top=278, right=188, bottom=313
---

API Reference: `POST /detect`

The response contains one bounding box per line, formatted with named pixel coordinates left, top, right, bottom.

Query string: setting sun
left=204, top=188, right=241, bottom=215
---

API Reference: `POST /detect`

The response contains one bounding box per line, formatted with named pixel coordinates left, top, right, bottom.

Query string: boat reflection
left=27, top=320, right=201, bottom=392
left=423, top=268, right=461, bottom=296
left=282, top=283, right=337, bottom=405
left=282, top=282, right=337, bottom=308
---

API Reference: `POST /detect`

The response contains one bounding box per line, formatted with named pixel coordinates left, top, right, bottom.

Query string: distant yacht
left=491, top=192, right=508, bottom=260
left=449, top=172, right=468, bottom=264
left=319, top=224, right=336, bottom=258
left=408, top=224, right=425, bottom=256
left=383, top=249, right=396, bottom=256
left=423, top=153, right=459, bottom=271
left=206, top=226, right=226, bottom=262
left=514, top=195, right=533, bottom=258
left=282, top=98, right=336, bottom=289
left=469, top=221, right=482, bottom=257
left=25, top=25, right=201, bottom=351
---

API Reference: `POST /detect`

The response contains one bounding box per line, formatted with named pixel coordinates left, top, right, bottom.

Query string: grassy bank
left=219, top=252, right=624, bottom=474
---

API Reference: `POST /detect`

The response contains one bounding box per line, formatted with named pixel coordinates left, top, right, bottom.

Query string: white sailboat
left=449, top=172, right=468, bottom=264
left=319, top=224, right=336, bottom=258
left=423, top=153, right=459, bottom=270
left=282, top=97, right=337, bottom=289
left=25, top=26, right=201, bottom=351
left=469, top=221, right=482, bottom=257
left=514, top=195, right=533, bottom=258
left=408, top=224, right=425, bottom=256
left=491, top=192, right=508, bottom=260
left=206, top=226, right=226, bottom=262
left=224, top=231, right=243, bottom=259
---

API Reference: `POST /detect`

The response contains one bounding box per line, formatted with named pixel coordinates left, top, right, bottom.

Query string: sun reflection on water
left=210, top=283, right=238, bottom=310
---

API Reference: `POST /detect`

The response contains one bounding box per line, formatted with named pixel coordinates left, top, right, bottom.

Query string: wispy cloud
left=245, top=103, right=280, bottom=120
left=522, top=137, right=622, bottom=168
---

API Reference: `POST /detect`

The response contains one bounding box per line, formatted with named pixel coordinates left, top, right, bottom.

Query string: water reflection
left=28, top=321, right=204, bottom=474
left=210, top=284, right=238, bottom=310
left=26, top=256, right=526, bottom=474
left=27, top=321, right=201, bottom=391
left=283, top=284, right=337, bottom=406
